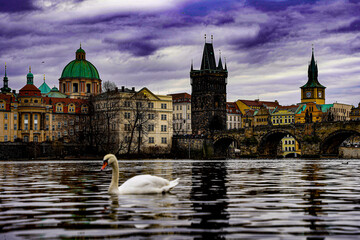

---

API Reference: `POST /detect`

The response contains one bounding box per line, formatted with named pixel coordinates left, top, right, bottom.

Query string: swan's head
left=101, top=154, right=117, bottom=170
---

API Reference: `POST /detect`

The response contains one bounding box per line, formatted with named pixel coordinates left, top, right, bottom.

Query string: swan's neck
left=109, top=161, right=119, bottom=194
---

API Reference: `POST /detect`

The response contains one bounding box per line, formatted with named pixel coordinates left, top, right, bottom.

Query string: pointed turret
left=39, top=73, right=51, bottom=94
left=217, top=52, right=223, bottom=70
left=301, top=47, right=325, bottom=88
left=1, top=63, right=11, bottom=93
left=200, top=42, right=217, bottom=70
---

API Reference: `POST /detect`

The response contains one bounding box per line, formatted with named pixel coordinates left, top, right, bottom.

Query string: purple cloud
left=0, top=0, right=36, bottom=12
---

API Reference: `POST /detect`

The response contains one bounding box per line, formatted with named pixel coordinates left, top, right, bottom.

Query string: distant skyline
left=0, top=0, right=359, bottom=105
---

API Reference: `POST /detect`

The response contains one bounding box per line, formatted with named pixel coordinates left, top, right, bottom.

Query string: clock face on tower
left=318, top=91, right=322, bottom=98
left=306, top=91, right=311, bottom=98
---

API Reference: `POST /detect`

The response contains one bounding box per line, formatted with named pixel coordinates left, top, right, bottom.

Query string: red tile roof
left=238, top=99, right=280, bottom=108
left=18, top=84, right=41, bottom=97
left=226, top=102, right=242, bottom=115
left=168, top=93, right=191, bottom=103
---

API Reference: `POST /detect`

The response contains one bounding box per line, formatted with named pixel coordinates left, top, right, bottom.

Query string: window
left=14, top=124, right=17, bottom=130
left=4, top=123, right=7, bottom=130
left=86, top=84, right=91, bottom=93
left=161, top=103, right=167, bottom=109
left=124, top=101, right=131, bottom=107
left=4, top=135, right=7, bottom=141
left=56, top=103, right=63, bottom=112
left=148, top=102, right=154, bottom=108
left=58, top=122, right=61, bottom=129
left=149, top=137, right=154, bottom=143
left=70, top=128, right=74, bottom=136
left=46, top=114, right=49, bottom=121
left=52, top=125, right=55, bottom=131
left=81, top=105, right=88, bottom=113
left=285, top=147, right=288, bottom=151
left=161, top=137, right=167, bottom=144
left=161, top=114, right=167, bottom=120
left=0, top=102, right=4, bottom=109
left=148, top=113, right=155, bottom=119
left=4, top=113, right=7, bottom=120
left=161, top=125, right=167, bottom=132
left=46, top=136, right=49, bottom=141
left=52, top=115, right=55, bottom=121
left=125, top=112, right=131, bottom=119
left=69, top=104, right=75, bottom=113
left=58, top=132, right=61, bottom=139
left=46, top=125, right=49, bottom=131
left=34, top=136, right=38, bottom=142
left=63, top=130, right=67, bottom=136
left=14, top=113, right=17, bottom=120
left=64, top=121, right=68, bottom=127
left=34, top=114, right=38, bottom=130
left=148, top=124, right=154, bottom=132
left=14, top=136, right=17, bottom=141
left=24, top=114, right=28, bottom=130
left=52, top=136, right=55, bottom=141
left=73, top=83, right=79, bottom=93
left=24, top=136, right=29, bottom=142
left=136, top=102, right=142, bottom=108
left=125, top=124, right=131, bottom=131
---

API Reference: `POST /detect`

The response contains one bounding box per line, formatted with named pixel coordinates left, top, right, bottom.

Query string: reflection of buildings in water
left=302, top=163, right=328, bottom=236
left=190, top=161, right=229, bottom=239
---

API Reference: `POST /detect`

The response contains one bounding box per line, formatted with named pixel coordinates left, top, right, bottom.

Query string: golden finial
left=211, top=35, right=213, bottom=43
left=29, top=66, right=31, bottom=73
left=80, top=42, right=82, bottom=49
left=43, top=74, right=45, bottom=82
left=204, top=34, right=206, bottom=43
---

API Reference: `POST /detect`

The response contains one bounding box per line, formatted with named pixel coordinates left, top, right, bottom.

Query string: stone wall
left=339, top=147, right=360, bottom=159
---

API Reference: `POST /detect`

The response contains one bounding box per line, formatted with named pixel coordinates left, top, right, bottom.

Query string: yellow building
left=300, top=48, right=326, bottom=105
left=271, top=106, right=301, bottom=157
left=253, top=106, right=271, bottom=127
left=295, top=102, right=330, bottom=123
left=236, top=99, right=279, bottom=115
left=350, top=103, right=360, bottom=121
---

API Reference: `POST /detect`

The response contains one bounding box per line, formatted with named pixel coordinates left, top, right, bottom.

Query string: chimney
left=132, top=87, right=135, bottom=91
left=115, top=87, right=118, bottom=92
left=121, top=86, right=125, bottom=92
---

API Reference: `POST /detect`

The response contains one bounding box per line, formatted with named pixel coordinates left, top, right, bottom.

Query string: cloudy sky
left=0, top=0, right=360, bottom=105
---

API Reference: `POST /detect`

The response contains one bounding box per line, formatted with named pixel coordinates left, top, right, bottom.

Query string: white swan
left=101, top=154, right=180, bottom=195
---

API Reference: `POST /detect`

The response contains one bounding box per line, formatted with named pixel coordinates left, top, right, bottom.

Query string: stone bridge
left=212, top=121, right=360, bottom=158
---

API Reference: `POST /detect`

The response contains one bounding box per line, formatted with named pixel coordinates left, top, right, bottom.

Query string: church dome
left=60, top=47, right=100, bottom=80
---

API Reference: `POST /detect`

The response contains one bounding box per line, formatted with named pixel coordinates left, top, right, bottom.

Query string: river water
left=0, top=159, right=359, bottom=239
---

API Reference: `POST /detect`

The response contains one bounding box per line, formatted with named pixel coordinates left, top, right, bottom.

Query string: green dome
left=60, top=59, right=100, bottom=80
left=60, top=47, right=100, bottom=80
left=27, top=72, right=34, bottom=78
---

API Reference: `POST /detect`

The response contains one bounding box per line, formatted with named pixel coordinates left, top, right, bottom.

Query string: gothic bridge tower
left=190, top=36, right=228, bottom=135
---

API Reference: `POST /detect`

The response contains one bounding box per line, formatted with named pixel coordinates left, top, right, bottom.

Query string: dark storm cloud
left=103, top=36, right=159, bottom=57
left=245, top=0, right=319, bottom=11
left=0, top=0, right=37, bottom=12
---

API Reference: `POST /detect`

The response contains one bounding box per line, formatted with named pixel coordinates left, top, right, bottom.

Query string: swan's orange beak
left=101, top=161, right=108, bottom=171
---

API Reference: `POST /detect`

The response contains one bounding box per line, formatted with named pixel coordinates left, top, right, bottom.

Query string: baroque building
left=301, top=48, right=326, bottom=104
left=59, top=45, right=102, bottom=98
left=190, top=37, right=227, bottom=134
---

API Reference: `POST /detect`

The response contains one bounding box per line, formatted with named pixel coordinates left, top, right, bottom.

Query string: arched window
left=0, top=100, right=5, bottom=109
left=56, top=103, right=63, bottom=112
left=68, top=103, right=76, bottom=113
left=81, top=105, right=88, bottom=114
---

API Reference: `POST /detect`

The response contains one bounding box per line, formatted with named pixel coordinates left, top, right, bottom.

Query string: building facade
left=169, top=93, right=192, bottom=135
left=226, top=102, right=241, bottom=130
left=190, top=38, right=227, bottom=134
left=93, top=87, right=173, bottom=154
left=350, top=103, right=360, bottom=121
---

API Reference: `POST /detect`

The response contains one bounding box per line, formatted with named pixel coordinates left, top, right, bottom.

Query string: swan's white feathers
left=103, top=154, right=179, bottom=195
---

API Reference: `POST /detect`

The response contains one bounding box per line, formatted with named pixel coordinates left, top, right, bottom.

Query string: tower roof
left=1, top=63, right=11, bottom=93
left=301, top=48, right=325, bottom=89
left=201, top=43, right=217, bottom=70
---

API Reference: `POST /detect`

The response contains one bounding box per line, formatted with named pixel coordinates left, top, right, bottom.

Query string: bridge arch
left=258, top=130, right=301, bottom=158
left=321, top=130, right=360, bottom=156
left=213, top=136, right=239, bottom=158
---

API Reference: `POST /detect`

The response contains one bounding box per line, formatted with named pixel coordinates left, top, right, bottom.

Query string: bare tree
left=124, top=94, right=157, bottom=155
left=102, top=80, right=117, bottom=92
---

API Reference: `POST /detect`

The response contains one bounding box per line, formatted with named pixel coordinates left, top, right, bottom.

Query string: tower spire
left=1, top=62, right=11, bottom=93
left=43, top=74, right=46, bottom=82
left=191, top=59, right=193, bottom=71
left=217, top=50, right=223, bottom=70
